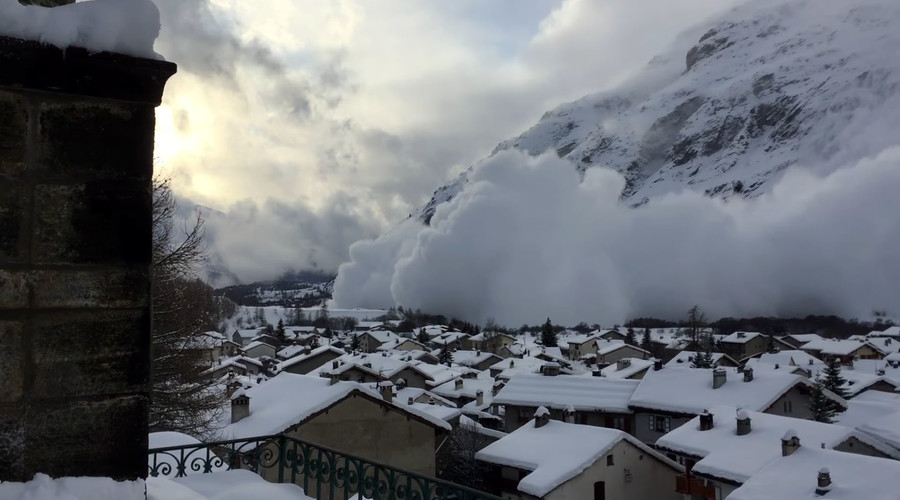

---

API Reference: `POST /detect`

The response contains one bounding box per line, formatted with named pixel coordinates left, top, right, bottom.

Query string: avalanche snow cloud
left=334, top=0, right=900, bottom=325
left=335, top=149, right=900, bottom=325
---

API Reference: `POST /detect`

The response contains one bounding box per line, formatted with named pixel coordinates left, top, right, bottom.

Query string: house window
left=611, top=416, right=626, bottom=430
left=649, top=415, right=670, bottom=433
left=783, top=400, right=793, bottom=413
left=606, top=455, right=614, bottom=466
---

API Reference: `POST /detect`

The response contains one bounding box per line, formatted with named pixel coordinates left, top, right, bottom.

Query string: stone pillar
left=0, top=36, right=175, bottom=481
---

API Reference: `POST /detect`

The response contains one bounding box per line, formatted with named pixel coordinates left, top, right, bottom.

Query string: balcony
left=675, top=474, right=716, bottom=500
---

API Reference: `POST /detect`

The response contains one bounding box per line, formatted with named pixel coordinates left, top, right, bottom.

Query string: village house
left=717, top=331, right=770, bottom=360
left=449, top=350, right=505, bottom=371
left=431, top=374, right=496, bottom=408
left=801, top=338, right=885, bottom=364
left=241, top=340, right=277, bottom=359
left=665, top=351, right=740, bottom=368
left=565, top=334, right=600, bottom=360
left=468, top=331, right=518, bottom=356
left=654, top=406, right=898, bottom=500
left=594, top=340, right=651, bottom=365
left=475, top=410, right=682, bottom=500
left=355, top=329, right=401, bottom=353
left=492, top=373, right=639, bottom=433
left=780, top=333, right=825, bottom=349
left=726, top=444, right=900, bottom=500
left=232, top=328, right=263, bottom=347
left=317, top=352, right=436, bottom=389
left=627, top=366, right=847, bottom=444
left=375, top=337, right=430, bottom=353
left=277, top=345, right=346, bottom=375
left=596, top=358, right=654, bottom=379
left=218, top=373, right=451, bottom=498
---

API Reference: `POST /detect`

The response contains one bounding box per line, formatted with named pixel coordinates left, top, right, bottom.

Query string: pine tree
left=691, top=333, right=715, bottom=368
left=626, top=327, right=636, bottom=346
left=439, top=346, right=454, bottom=366
left=822, top=358, right=849, bottom=399
left=416, top=328, right=430, bottom=345
left=350, top=333, right=360, bottom=352
left=640, top=327, right=653, bottom=353
left=540, top=318, right=558, bottom=347
left=808, top=375, right=837, bottom=423
left=275, top=319, right=288, bottom=346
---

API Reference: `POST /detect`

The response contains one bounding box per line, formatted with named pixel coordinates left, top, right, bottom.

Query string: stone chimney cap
left=230, top=388, right=247, bottom=400
left=534, top=406, right=550, bottom=418
left=736, top=409, right=749, bottom=420
left=819, top=467, right=830, bottom=474
left=783, top=429, right=799, bottom=440
left=377, top=380, right=394, bottom=388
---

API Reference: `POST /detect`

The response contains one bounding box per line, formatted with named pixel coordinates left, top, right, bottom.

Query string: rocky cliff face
left=415, top=0, right=900, bottom=222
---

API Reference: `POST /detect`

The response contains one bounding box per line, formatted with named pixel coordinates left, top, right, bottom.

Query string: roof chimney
left=330, top=373, right=340, bottom=386
left=455, top=378, right=464, bottom=390
left=492, top=380, right=504, bottom=397
left=534, top=406, right=550, bottom=428
left=231, top=390, right=250, bottom=424
left=713, top=367, right=727, bottom=389
left=617, top=358, right=631, bottom=371
left=653, top=359, right=663, bottom=371
left=743, top=367, right=754, bottom=382
left=476, top=389, right=484, bottom=407
left=816, top=468, right=832, bottom=496
left=407, top=397, right=414, bottom=405
left=736, top=409, right=751, bottom=435
left=699, top=410, right=714, bottom=431
left=379, top=381, right=394, bottom=403
left=564, top=405, right=575, bottom=424
left=782, top=430, right=800, bottom=456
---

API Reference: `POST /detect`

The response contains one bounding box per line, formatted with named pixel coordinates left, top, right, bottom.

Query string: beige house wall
left=597, top=345, right=649, bottom=364
left=260, top=394, right=439, bottom=499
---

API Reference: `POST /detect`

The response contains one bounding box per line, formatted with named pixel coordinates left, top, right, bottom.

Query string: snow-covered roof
left=563, top=334, right=599, bottom=345
left=629, top=367, right=835, bottom=415
left=801, top=338, right=874, bottom=356
left=665, top=351, right=732, bottom=368
left=149, top=469, right=312, bottom=500
left=359, top=329, right=400, bottom=344
left=727, top=446, right=900, bottom=500
left=449, top=350, right=501, bottom=367
left=784, top=333, right=825, bottom=344
left=276, top=345, right=345, bottom=371
left=597, top=358, right=654, bottom=378
left=656, top=406, right=899, bottom=483
left=858, top=410, right=900, bottom=452
left=407, top=402, right=462, bottom=422
left=218, top=373, right=450, bottom=440
left=720, top=331, right=763, bottom=344
left=489, top=356, right=551, bottom=379
left=493, top=374, right=639, bottom=413
left=475, top=419, right=678, bottom=497
left=837, top=390, right=900, bottom=429
left=243, top=340, right=275, bottom=352
left=755, top=350, right=823, bottom=368
left=432, top=375, right=494, bottom=400
left=868, top=326, right=900, bottom=338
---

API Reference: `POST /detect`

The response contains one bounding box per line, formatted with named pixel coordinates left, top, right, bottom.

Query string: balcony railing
left=148, top=433, right=502, bottom=500
left=675, top=474, right=716, bottom=500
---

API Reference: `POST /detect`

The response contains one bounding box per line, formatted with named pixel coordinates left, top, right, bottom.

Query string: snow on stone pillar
left=0, top=9, right=175, bottom=482
left=534, top=406, right=550, bottom=428
left=231, top=390, right=251, bottom=424
left=816, top=468, right=832, bottom=495
left=712, top=367, right=727, bottom=389
left=475, top=389, right=484, bottom=407
left=736, top=409, right=751, bottom=435
left=782, top=430, right=801, bottom=456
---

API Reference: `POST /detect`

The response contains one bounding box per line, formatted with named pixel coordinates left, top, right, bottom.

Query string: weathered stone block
left=0, top=270, right=29, bottom=309
left=0, top=321, right=24, bottom=401
left=31, top=268, right=149, bottom=309
left=0, top=91, right=28, bottom=176
left=38, top=102, right=154, bottom=181
left=33, top=183, right=151, bottom=264
left=0, top=403, right=25, bottom=481
left=24, top=396, right=149, bottom=480
left=31, top=310, right=150, bottom=399
left=0, top=184, right=28, bottom=262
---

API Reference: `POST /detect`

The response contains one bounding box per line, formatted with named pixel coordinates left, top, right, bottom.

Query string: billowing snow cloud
left=334, top=149, right=900, bottom=325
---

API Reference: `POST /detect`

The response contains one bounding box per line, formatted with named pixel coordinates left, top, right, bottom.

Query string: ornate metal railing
left=148, top=433, right=502, bottom=500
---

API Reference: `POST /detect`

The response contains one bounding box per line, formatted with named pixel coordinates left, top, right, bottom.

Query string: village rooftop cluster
left=144, top=318, right=900, bottom=499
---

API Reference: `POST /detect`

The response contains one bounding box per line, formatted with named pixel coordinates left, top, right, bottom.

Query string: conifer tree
left=439, top=346, right=454, bottom=366
left=808, top=375, right=837, bottom=423
left=275, top=319, right=287, bottom=346
left=641, top=327, right=653, bottom=353
left=626, top=327, right=636, bottom=346
left=691, top=333, right=715, bottom=368
left=350, top=333, right=360, bottom=352
left=540, top=318, right=558, bottom=347
left=822, top=357, right=849, bottom=399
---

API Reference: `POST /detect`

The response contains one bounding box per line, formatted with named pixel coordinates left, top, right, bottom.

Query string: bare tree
left=150, top=177, right=225, bottom=437
left=437, top=420, right=493, bottom=489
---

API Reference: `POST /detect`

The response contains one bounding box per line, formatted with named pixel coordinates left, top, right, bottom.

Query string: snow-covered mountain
left=333, top=0, right=900, bottom=325
left=415, top=0, right=900, bottom=222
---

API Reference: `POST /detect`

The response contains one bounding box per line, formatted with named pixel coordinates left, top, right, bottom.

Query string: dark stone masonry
left=0, top=35, right=175, bottom=481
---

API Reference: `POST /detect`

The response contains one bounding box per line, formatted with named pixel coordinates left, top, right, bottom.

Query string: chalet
left=628, top=366, right=847, bottom=444
left=431, top=376, right=495, bottom=408
left=597, top=329, right=629, bottom=343
left=596, top=358, right=654, bottom=379
left=218, top=373, right=450, bottom=498
left=476, top=413, right=682, bottom=500
left=492, top=374, right=639, bottom=433
left=232, top=328, right=263, bottom=347
left=355, top=330, right=401, bottom=353
left=718, top=331, right=769, bottom=360
left=317, top=353, right=436, bottom=389
left=489, top=357, right=549, bottom=380
left=780, top=333, right=825, bottom=349
left=655, top=406, right=898, bottom=500
left=375, top=338, right=429, bottom=353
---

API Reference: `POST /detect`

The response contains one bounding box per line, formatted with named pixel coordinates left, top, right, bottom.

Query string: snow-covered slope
left=415, top=0, right=900, bottom=221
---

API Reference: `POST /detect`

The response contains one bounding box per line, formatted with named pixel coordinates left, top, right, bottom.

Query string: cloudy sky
left=151, top=0, right=741, bottom=282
